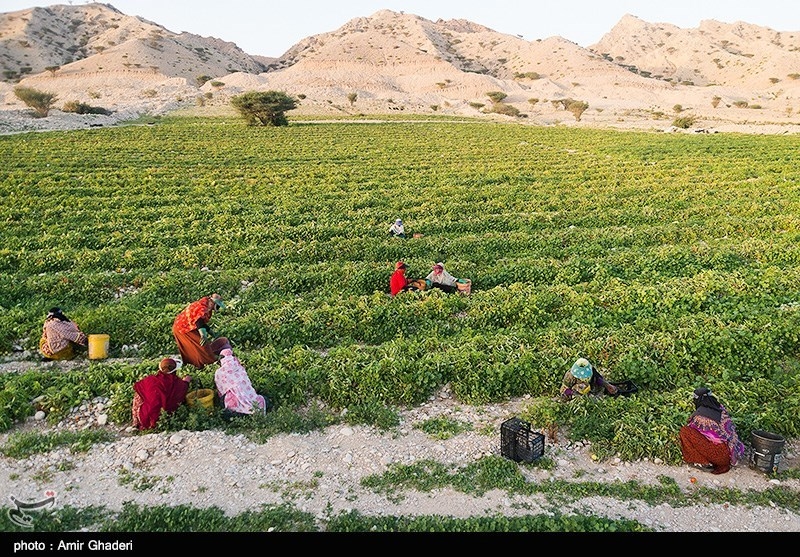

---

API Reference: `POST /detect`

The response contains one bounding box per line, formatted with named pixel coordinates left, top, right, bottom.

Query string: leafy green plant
left=13, top=86, right=57, bottom=117
left=1, top=429, right=113, bottom=458
left=230, top=90, right=298, bottom=126
left=414, top=416, right=473, bottom=439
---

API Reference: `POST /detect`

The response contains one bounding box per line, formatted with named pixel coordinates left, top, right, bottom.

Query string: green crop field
left=1, top=115, right=799, bottom=462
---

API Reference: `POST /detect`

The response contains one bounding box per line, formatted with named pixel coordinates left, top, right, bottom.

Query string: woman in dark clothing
left=679, top=387, right=745, bottom=474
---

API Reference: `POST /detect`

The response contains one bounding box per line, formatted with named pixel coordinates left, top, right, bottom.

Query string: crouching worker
left=679, top=387, right=745, bottom=475
left=390, top=261, right=424, bottom=296
left=132, top=358, right=191, bottom=430
left=39, top=307, right=88, bottom=361
left=559, top=357, right=618, bottom=401
left=215, top=348, right=269, bottom=419
left=172, top=293, right=231, bottom=370
left=425, top=262, right=467, bottom=294
left=388, top=218, right=406, bottom=238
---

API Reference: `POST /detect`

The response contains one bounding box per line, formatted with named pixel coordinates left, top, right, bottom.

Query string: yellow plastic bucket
left=88, top=334, right=110, bottom=359
left=186, top=388, right=215, bottom=411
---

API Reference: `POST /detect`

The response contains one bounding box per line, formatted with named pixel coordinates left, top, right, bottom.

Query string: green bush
left=61, top=100, right=111, bottom=115
left=13, top=86, right=57, bottom=117
left=489, top=102, right=520, bottom=117
left=231, top=90, right=298, bottom=126
left=672, top=115, right=697, bottom=129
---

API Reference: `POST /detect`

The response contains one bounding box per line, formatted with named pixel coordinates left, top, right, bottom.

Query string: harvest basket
left=186, top=388, right=214, bottom=411
left=408, top=279, right=427, bottom=291
left=501, top=417, right=545, bottom=463
left=456, top=278, right=472, bottom=295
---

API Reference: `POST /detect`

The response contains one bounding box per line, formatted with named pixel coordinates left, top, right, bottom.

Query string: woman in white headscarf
left=214, top=348, right=268, bottom=417
left=388, top=218, right=406, bottom=238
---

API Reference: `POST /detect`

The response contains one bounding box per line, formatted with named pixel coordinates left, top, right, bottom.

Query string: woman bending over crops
left=679, top=387, right=745, bottom=474
left=172, top=293, right=231, bottom=369
left=132, top=358, right=192, bottom=430
left=559, top=358, right=618, bottom=400
left=39, top=307, right=88, bottom=361
left=214, top=348, right=269, bottom=419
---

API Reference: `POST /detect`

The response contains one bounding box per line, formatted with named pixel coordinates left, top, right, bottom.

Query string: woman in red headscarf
left=390, top=261, right=424, bottom=296
left=172, top=293, right=231, bottom=369
left=132, top=358, right=192, bottom=430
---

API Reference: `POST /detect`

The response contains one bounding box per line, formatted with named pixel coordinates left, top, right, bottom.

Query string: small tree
left=14, top=86, right=57, bottom=117
left=231, top=90, right=298, bottom=127
left=44, top=65, right=60, bottom=76
left=486, top=91, right=507, bottom=103
left=566, top=100, right=589, bottom=121
left=711, top=96, right=722, bottom=108
left=347, top=92, right=358, bottom=106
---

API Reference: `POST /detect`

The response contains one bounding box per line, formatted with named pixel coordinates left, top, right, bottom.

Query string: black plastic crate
left=501, top=417, right=545, bottom=463
left=608, top=380, right=638, bottom=397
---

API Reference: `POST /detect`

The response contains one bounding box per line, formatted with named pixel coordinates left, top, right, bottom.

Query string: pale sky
left=2, top=1, right=799, bottom=57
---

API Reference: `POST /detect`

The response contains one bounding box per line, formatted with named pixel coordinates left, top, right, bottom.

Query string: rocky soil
left=1, top=356, right=798, bottom=533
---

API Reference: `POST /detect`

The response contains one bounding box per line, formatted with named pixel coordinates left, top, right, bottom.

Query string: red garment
left=173, top=296, right=227, bottom=369
left=390, top=269, right=409, bottom=296
left=132, top=371, right=190, bottom=430
left=679, top=425, right=732, bottom=474
left=173, top=297, right=214, bottom=334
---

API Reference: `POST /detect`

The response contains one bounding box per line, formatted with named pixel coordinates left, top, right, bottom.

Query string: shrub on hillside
left=672, top=115, right=697, bottom=129
left=231, top=90, right=298, bottom=127
left=486, top=91, right=507, bottom=103
left=489, top=102, right=520, bottom=117
left=14, top=86, right=57, bottom=118
left=62, top=100, right=112, bottom=115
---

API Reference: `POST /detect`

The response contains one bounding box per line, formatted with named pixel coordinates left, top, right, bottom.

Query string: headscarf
left=47, top=307, right=69, bottom=321
left=692, top=387, right=722, bottom=422
left=159, top=358, right=178, bottom=374
left=570, top=358, right=593, bottom=380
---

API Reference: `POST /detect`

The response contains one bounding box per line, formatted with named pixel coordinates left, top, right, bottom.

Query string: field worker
left=679, top=387, right=745, bottom=474
left=214, top=348, right=269, bottom=419
left=172, top=293, right=231, bottom=369
left=559, top=357, right=618, bottom=401
left=131, top=358, right=191, bottom=430
left=425, top=262, right=459, bottom=293
left=390, top=260, right=424, bottom=296
left=39, top=307, right=88, bottom=361
left=388, top=218, right=406, bottom=238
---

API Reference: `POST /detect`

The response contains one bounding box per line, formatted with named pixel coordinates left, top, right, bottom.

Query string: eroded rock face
left=1, top=6, right=799, bottom=135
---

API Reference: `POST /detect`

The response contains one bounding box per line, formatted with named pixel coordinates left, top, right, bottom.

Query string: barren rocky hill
left=1, top=4, right=800, bottom=133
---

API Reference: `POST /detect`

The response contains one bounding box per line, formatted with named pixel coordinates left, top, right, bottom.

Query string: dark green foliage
left=230, top=90, right=298, bottom=126
left=0, top=118, right=799, bottom=463
left=1, top=429, right=114, bottom=458
left=327, top=509, right=652, bottom=532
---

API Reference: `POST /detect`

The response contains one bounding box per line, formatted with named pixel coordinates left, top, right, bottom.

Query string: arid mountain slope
left=1, top=4, right=799, bottom=133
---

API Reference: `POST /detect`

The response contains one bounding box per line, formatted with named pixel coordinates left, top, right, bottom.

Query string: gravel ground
left=1, top=357, right=798, bottom=533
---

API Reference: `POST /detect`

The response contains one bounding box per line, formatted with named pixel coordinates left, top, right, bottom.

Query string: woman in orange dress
left=172, top=293, right=231, bottom=369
